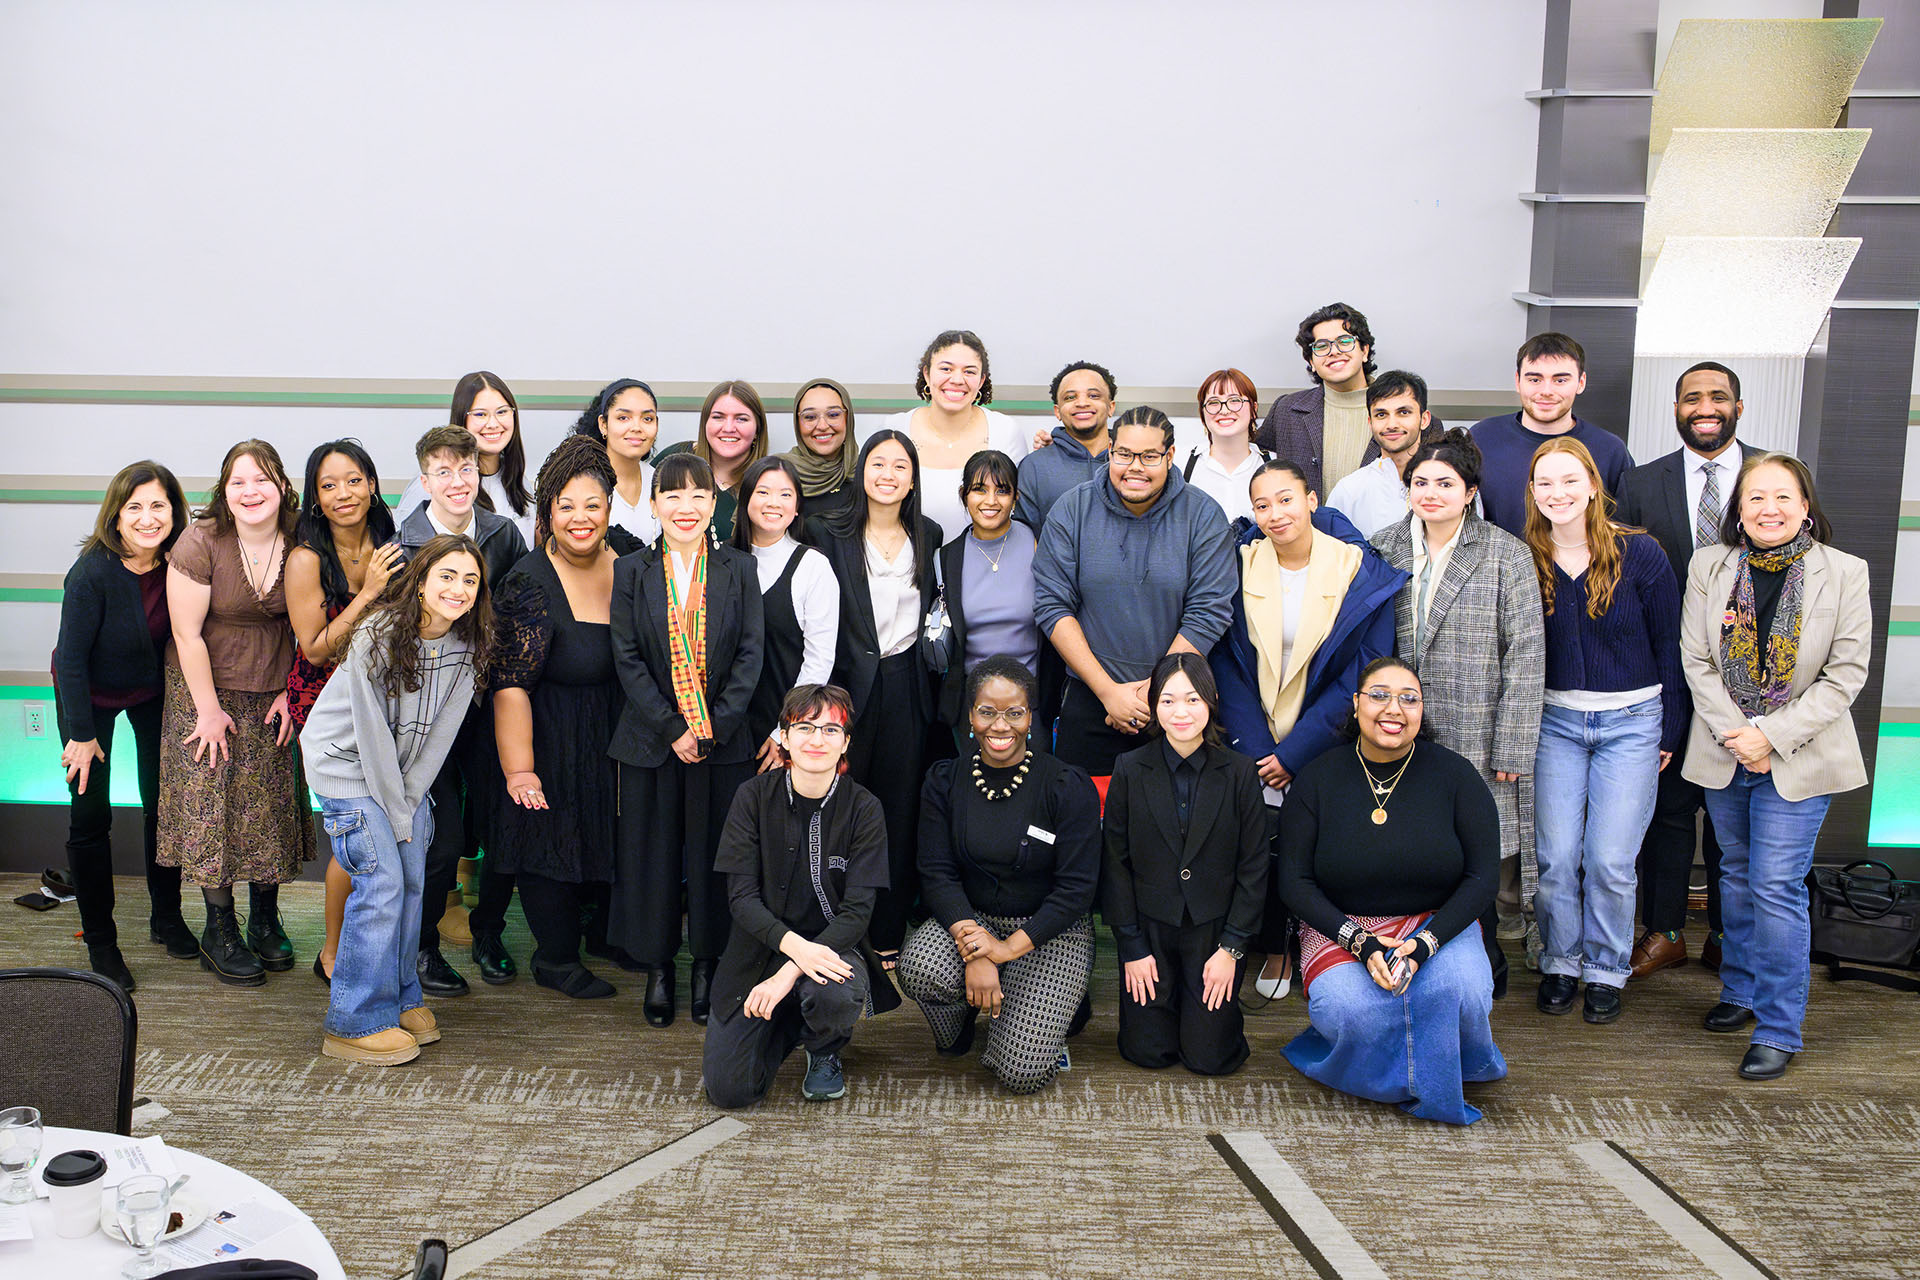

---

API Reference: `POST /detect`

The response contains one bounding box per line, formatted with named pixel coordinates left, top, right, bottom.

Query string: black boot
left=531, top=960, right=615, bottom=999
left=245, top=884, right=295, bottom=972
left=87, top=943, right=135, bottom=994
left=149, top=912, right=199, bottom=960
left=200, top=902, right=266, bottom=986
left=690, top=959, right=715, bottom=1026
left=644, top=963, right=675, bottom=1028
left=471, top=931, right=517, bottom=985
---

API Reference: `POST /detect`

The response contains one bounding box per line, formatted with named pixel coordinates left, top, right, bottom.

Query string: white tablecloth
left=1, top=1126, right=345, bottom=1279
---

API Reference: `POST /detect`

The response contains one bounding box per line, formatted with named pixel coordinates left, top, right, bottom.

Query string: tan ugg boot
left=458, top=857, right=482, bottom=908
left=399, top=1006, right=441, bottom=1045
left=322, top=1027, right=420, bottom=1066
left=439, top=893, right=473, bottom=946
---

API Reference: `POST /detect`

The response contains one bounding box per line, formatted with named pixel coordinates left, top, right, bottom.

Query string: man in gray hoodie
left=1034, top=406, right=1238, bottom=778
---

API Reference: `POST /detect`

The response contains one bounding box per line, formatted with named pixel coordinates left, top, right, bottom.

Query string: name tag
left=1026, top=825, right=1056, bottom=845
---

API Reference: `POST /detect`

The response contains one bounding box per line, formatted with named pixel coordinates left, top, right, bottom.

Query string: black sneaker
left=416, top=947, right=471, bottom=997
left=801, top=1048, right=846, bottom=1101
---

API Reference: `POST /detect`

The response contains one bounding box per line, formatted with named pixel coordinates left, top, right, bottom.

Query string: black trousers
left=845, top=650, right=940, bottom=953
left=1637, top=738, right=1723, bottom=935
left=610, top=757, right=754, bottom=966
left=418, top=718, right=488, bottom=949
left=702, top=956, right=868, bottom=1109
left=1053, top=679, right=1142, bottom=780
left=517, top=871, right=605, bottom=969
left=64, top=698, right=180, bottom=946
left=1116, top=917, right=1250, bottom=1076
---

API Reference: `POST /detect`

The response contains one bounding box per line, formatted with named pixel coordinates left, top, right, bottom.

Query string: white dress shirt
left=1682, top=445, right=1742, bottom=546
left=1183, top=445, right=1265, bottom=525
left=1325, top=454, right=1410, bottom=538
left=865, top=534, right=922, bottom=657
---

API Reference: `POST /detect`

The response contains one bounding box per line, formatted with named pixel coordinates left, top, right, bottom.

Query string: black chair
left=0, top=967, right=136, bottom=1134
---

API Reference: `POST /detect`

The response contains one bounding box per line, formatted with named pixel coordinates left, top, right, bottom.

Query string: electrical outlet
left=23, top=702, right=48, bottom=739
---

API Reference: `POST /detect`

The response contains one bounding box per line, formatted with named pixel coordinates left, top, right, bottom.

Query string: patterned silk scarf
left=1720, top=525, right=1812, bottom=716
left=665, top=546, right=713, bottom=743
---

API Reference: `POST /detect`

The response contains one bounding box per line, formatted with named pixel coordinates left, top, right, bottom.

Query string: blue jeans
left=321, top=795, right=432, bottom=1039
left=1533, top=699, right=1662, bottom=986
left=1701, top=767, right=1831, bottom=1053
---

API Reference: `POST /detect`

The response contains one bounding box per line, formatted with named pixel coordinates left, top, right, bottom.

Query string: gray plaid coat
left=1371, top=514, right=1545, bottom=900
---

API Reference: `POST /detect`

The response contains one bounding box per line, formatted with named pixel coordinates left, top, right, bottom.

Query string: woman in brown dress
left=159, top=439, right=317, bottom=986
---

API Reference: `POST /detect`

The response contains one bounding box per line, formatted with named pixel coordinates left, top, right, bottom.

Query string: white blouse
left=865, top=534, right=922, bottom=658
left=751, top=536, right=840, bottom=688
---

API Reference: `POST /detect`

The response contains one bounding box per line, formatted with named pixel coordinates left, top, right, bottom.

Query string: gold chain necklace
left=970, top=531, right=1009, bottom=573
left=1355, top=741, right=1416, bottom=825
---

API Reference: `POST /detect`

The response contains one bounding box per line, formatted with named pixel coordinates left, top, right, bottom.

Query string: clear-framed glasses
left=428, top=465, right=480, bottom=484
left=786, top=721, right=846, bottom=740
left=0, top=1106, right=42, bottom=1205
left=466, top=406, right=516, bottom=425
left=1110, top=447, right=1171, bottom=468
left=114, top=1173, right=173, bottom=1278
left=972, top=705, right=1030, bottom=725
left=1203, top=395, right=1249, bottom=414
left=1360, top=688, right=1422, bottom=708
left=1309, top=334, right=1361, bottom=356
left=797, top=408, right=846, bottom=426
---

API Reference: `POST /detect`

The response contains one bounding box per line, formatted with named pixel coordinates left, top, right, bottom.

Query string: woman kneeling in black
left=703, top=684, right=896, bottom=1107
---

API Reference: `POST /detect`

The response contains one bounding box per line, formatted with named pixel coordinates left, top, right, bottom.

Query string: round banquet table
left=3, top=1126, right=345, bottom=1279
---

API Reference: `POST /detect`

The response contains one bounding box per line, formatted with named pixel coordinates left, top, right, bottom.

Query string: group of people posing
left=51, top=308, right=1869, bottom=1124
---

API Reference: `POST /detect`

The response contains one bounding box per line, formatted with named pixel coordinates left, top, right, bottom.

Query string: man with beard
left=1470, top=333, right=1633, bottom=536
left=1326, top=369, right=1441, bottom=536
left=1613, top=361, right=1755, bottom=978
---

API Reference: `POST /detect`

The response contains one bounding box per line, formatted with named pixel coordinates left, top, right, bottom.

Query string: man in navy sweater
left=1470, top=333, right=1633, bottom=537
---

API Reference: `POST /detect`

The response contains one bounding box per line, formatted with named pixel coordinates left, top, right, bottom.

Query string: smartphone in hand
left=1383, top=952, right=1413, bottom=995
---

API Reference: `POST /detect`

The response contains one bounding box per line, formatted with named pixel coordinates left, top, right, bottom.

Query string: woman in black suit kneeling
left=1103, top=652, right=1269, bottom=1075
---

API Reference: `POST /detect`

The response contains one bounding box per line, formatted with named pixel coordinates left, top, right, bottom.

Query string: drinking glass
left=115, top=1173, right=172, bottom=1278
left=0, top=1106, right=42, bottom=1204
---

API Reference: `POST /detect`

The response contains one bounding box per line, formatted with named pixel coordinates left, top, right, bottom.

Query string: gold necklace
left=1356, top=741, right=1416, bottom=825
left=970, top=530, right=1009, bottom=572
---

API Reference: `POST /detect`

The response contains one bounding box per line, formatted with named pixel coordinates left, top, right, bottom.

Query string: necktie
left=1696, top=462, right=1722, bottom=548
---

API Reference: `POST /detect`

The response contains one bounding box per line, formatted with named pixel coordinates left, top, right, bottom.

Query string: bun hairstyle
left=1400, top=425, right=1483, bottom=491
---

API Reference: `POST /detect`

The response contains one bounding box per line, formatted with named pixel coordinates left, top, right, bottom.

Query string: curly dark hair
left=532, top=433, right=617, bottom=551
left=915, top=329, right=993, bottom=405
left=358, top=533, right=494, bottom=700
left=1294, top=302, right=1379, bottom=384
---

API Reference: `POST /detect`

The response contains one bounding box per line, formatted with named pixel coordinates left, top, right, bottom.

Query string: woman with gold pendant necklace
left=1274, top=657, right=1507, bottom=1124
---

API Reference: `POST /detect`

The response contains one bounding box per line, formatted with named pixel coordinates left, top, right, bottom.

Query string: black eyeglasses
left=1203, top=395, right=1249, bottom=414
left=1309, top=335, right=1360, bottom=356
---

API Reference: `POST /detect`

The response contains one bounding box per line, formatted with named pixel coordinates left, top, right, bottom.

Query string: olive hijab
left=784, top=377, right=860, bottom=499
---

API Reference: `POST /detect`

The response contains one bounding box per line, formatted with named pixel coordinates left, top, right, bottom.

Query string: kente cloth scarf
left=1720, top=524, right=1812, bottom=717
left=1299, top=913, right=1433, bottom=997
left=665, top=546, right=713, bottom=743
left=785, top=377, right=860, bottom=498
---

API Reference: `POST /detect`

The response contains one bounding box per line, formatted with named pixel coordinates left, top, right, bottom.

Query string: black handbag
left=1808, top=859, right=1920, bottom=993
left=919, top=556, right=955, bottom=674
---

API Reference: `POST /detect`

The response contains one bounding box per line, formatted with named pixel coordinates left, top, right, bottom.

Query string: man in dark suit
left=1252, top=301, right=1381, bottom=497
left=1613, top=360, right=1755, bottom=979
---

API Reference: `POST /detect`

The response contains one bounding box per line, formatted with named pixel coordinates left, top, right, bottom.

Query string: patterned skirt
left=156, top=665, right=317, bottom=887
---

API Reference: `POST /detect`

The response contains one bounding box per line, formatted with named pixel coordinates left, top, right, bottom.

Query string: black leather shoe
left=690, top=959, right=714, bottom=1026
left=937, top=1010, right=979, bottom=1057
left=88, top=944, right=135, bottom=993
left=1704, top=1001, right=1756, bottom=1033
left=1065, top=994, right=1092, bottom=1039
left=1700, top=933, right=1723, bottom=973
left=149, top=914, right=199, bottom=960
left=1582, top=984, right=1622, bottom=1024
left=532, top=960, right=615, bottom=999
left=645, top=964, right=675, bottom=1027
left=417, top=947, right=470, bottom=997
left=245, top=884, right=295, bottom=972
left=1536, top=974, right=1577, bottom=1015
left=471, top=932, right=516, bottom=985
left=1738, top=1044, right=1793, bottom=1079
left=313, top=953, right=331, bottom=987
left=200, top=903, right=266, bottom=987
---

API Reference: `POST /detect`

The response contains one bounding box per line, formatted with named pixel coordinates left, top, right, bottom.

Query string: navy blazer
left=805, top=513, right=944, bottom=725
left=1613, top=443, right=1759, bottom=593
left=1208, top=505, right=1408, bottom=775
left=1101, top=742, right=1269, bottom=962
left=608, top=543, right=764, bottom=767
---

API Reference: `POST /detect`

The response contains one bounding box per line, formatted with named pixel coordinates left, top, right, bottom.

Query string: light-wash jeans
left=320, top=795, right=432, bottom=1039
left=1533, top=698, right=1662, bottom=987
left=1702, top=767, right=1831, bottom=1054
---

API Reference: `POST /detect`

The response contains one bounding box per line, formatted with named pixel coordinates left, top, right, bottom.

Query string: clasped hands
left=954, top=920, right=1017, bottom=1018
left=743, top=934, right=855, bottom=1020
left=1722, top=723, right=1773, bottom=774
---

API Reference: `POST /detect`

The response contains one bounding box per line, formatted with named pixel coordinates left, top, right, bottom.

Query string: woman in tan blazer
left=1681, top=453, right=1869, bottom=1081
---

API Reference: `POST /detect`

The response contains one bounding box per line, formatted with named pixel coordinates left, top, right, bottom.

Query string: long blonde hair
left=1523, top=437, right=1637, bottom=618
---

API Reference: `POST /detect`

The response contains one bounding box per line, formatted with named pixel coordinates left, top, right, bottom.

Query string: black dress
left=489, top=551, right=620, bottom=884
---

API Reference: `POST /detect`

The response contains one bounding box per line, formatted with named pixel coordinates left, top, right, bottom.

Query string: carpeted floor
left=5, top=873, right=1918, bottom=1279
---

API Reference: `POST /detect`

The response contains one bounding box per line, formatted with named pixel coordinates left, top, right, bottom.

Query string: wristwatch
left=1338, top=920, right=1365, bottom=956
left=1220, top=943, right=1246, bottom=961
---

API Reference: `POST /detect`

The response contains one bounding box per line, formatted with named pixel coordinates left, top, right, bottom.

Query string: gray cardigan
left=301, top=624, right=476, bottom=844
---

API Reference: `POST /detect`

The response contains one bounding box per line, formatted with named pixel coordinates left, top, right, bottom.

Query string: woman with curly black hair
left=877, top=330, right=1030, bottom=536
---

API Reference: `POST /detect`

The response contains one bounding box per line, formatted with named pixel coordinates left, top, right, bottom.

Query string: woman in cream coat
left=1681, top=452, right=1868, bottom=1081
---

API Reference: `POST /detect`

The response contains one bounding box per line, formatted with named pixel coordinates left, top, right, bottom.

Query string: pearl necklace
left=971, top=753, right=1031, bottom=800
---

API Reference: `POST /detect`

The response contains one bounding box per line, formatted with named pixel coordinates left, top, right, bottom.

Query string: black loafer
left=1704, top=1001, right=1755, bottom=1033
left=417, top=947, right=470, bottom=997
left=644, top=964, right=675, bottom=1027
left=690, top=959, right=714, bottom=1026
left=471, top=932, right=516, bottom=985
left=313, top=953, right=332, bottom=987
left=532, top=960, right=615, bottom=999
left=1738, top=1044, right=1793, bottom=1079
left=1536, top=974, right=1578, bottom=1015
left=1582, top=984, right=1622, bottom=1024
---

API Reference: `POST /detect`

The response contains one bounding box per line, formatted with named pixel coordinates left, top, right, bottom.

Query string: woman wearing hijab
left=785, top=377, right=860, bottom=523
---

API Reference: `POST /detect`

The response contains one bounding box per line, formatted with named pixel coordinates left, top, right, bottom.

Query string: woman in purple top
left=935, top=451, right=1044, bottom=746
left=1524, top=438, right=1681, bottom=1026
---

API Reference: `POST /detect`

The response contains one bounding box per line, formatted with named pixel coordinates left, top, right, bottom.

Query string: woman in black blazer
left=805, top=429, right=946, bottom=965
left=1104, top=652, right=1269, bottom=1075
left=609, top=452, right=765, bottom=1027
left=53, top=461, right=191, bottom=991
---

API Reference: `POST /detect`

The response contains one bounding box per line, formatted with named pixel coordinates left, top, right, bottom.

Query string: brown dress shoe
left=1630, top=930, right=1688, bottom=978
